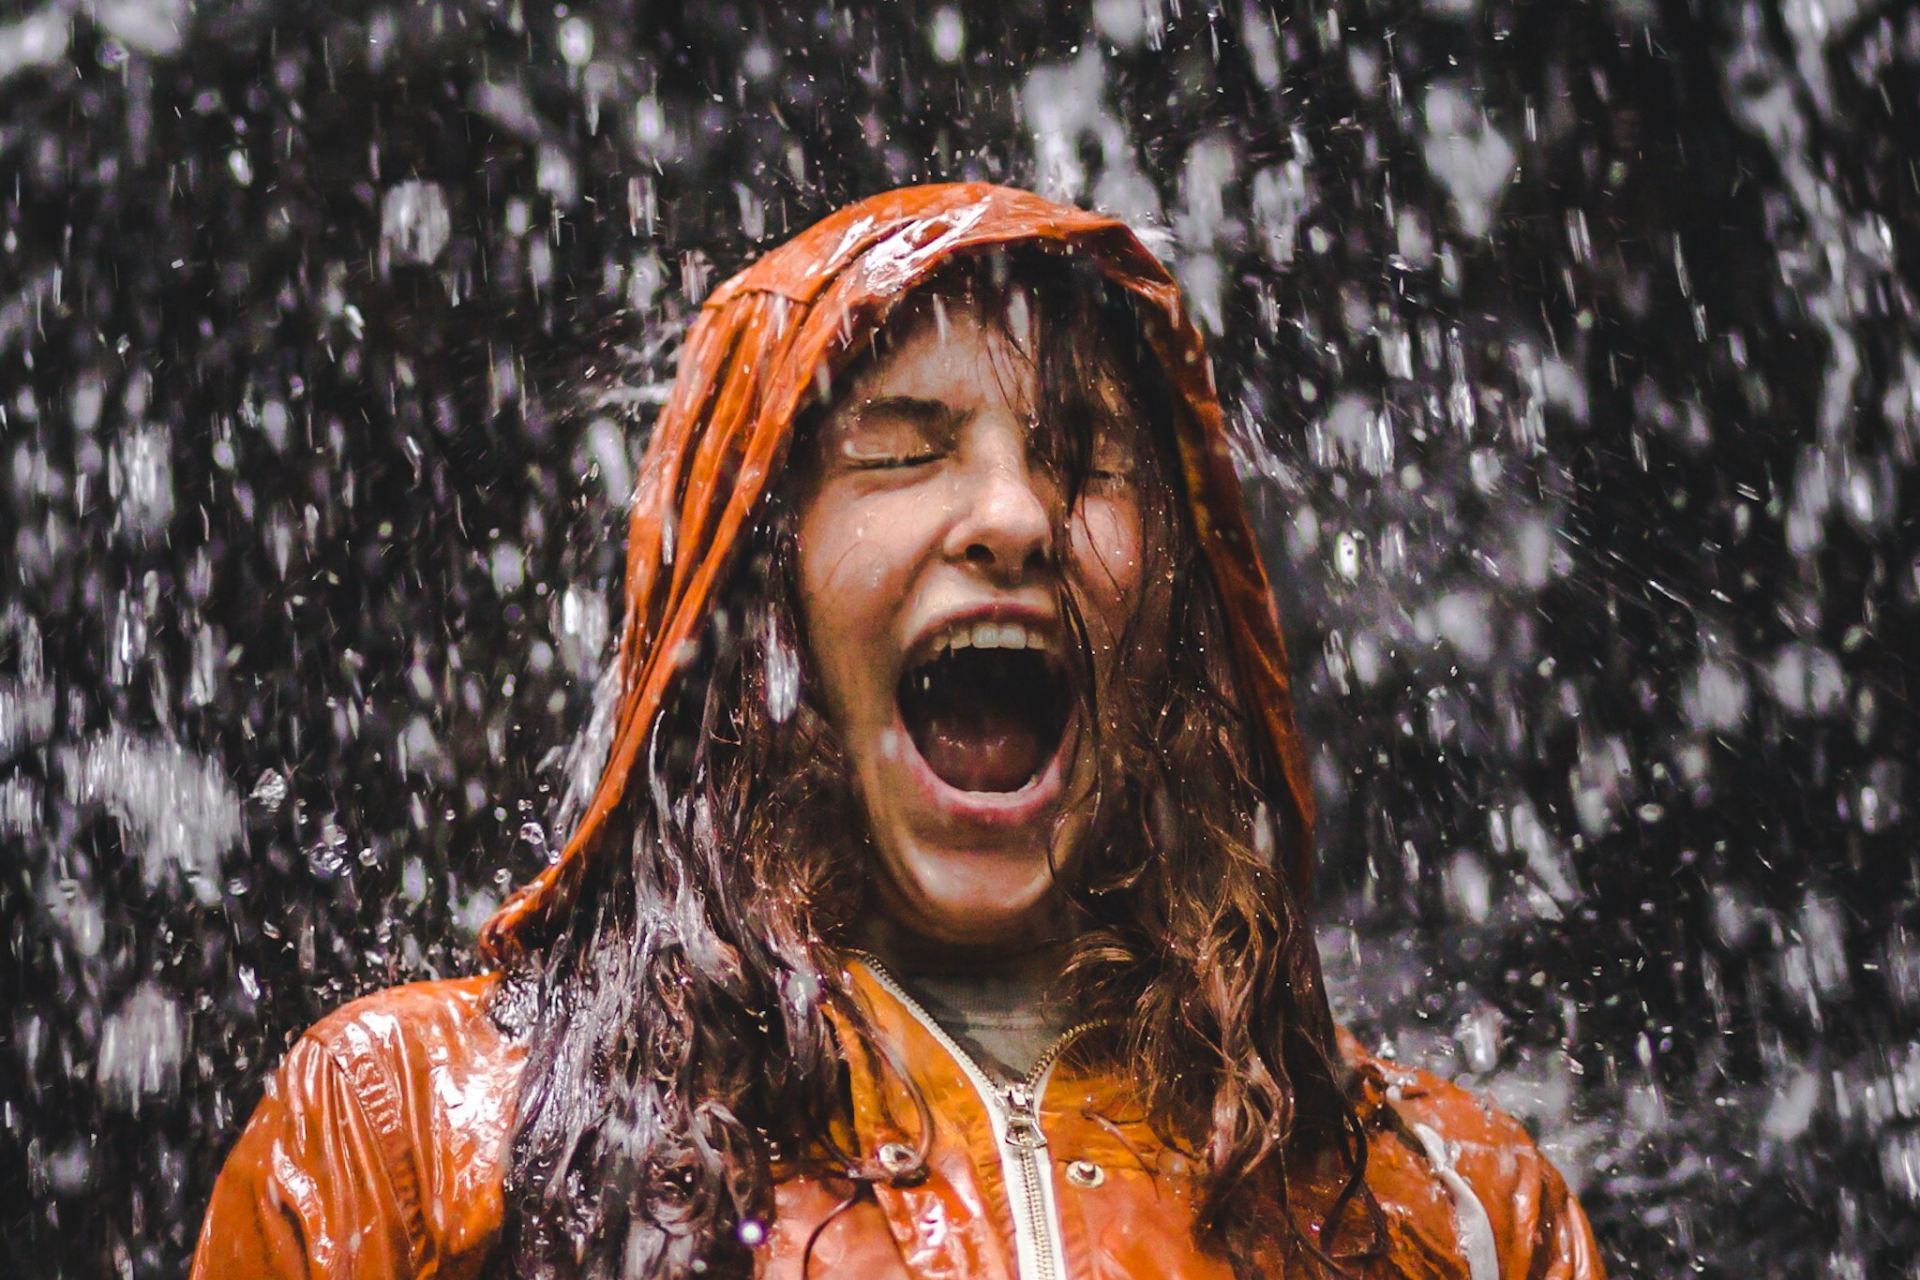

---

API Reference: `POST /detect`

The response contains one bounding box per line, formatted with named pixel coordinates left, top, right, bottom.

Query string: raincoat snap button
left=877, top=1142, right=919, bottom=1177
left=1064, top=1159, right=1104, bottom=1188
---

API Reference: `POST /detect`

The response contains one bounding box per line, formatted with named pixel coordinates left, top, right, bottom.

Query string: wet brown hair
left=494, top=252, right=1381, bottom=1279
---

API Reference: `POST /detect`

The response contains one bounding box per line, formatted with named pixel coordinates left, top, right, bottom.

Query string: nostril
left=962, top=538, right=1052, bottom=577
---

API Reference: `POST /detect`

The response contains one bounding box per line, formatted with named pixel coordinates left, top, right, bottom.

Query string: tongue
left=917, top=702, right=1048, bottom=793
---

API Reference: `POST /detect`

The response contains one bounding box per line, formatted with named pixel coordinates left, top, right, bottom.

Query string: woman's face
left=796, top=296, right=1148, bottom=949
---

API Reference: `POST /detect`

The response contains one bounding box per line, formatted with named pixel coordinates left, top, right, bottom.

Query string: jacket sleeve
left=1443, top=1114, right=1604, bottom=1280
left=190, top=1032, right=419, bottom=1279
left=1520, top=1154, right=1603, bottom=1280
left=1391, top=1077, right=1605, bottom=1280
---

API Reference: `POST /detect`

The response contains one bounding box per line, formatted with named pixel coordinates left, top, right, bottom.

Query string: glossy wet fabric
left=477, top=182, right=1317, bottom=964
left=192, top=964, right=1602, bottom=1279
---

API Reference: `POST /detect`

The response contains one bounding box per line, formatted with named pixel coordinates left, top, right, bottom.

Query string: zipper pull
left=1003, top=1081, right=1048, bottom=1151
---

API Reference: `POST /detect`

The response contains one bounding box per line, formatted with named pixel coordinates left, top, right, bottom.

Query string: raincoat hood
left=479, top=182, right=1314, bottom=964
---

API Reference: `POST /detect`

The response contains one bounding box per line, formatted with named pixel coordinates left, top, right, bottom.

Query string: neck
left=854, top=910, right=1075, bottom=982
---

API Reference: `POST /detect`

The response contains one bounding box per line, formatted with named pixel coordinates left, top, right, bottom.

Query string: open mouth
left=896, top=620, right=1072, bottom=794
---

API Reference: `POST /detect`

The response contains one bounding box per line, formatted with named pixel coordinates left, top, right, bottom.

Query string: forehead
left=833, top=295, right=1036, bottom=416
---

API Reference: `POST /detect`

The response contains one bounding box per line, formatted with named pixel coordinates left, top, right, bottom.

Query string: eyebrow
left=851, top=395, right=969, bottom=430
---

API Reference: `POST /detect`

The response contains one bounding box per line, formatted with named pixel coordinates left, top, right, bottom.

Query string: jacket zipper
left=850, top=954, right=1098, bottom=1280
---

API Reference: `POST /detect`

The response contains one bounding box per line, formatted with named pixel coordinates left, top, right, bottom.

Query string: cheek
left=795, top=502, right=872, bottom=722
left=799, top=492, right=919, bottom=609
left=795, top=487, right=925, bottom=717
left=1068, top=493, right=1146, bottom=627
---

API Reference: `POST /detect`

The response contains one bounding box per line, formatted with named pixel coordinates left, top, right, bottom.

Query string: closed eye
left=845, top=450, right=944, bottom=470
left=829, top=395, right=962, bottom=473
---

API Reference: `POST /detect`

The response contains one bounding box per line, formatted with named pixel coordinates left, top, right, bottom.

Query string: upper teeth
left=935, top=620, right=1051, bottom=654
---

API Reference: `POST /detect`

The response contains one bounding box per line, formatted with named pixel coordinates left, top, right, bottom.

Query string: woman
left=192, top=183, right=1601, bottom=1279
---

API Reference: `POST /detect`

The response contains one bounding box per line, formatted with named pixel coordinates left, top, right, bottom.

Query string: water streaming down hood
left=479, top=182, right=1318, bottom=963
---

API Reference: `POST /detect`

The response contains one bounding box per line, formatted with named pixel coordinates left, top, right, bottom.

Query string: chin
left=881, top=844, right=1068, bottom=946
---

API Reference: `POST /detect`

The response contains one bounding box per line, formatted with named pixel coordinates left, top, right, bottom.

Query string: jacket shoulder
left=1339, top=1028, right=1606, bottom=1280
left=191, top=973, right=526, bottom=1280
left=299, top=973, right=517, bottom=1098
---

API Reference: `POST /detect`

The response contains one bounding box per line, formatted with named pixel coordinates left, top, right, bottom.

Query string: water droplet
left=763, top=612, right=800, bottom=724
left=556, top=16, right=594, bottom=67
left=97, top=983, right=185, bottom=1111
left=249, top=769, right=287, bottom=813
left=380, top=180, right=452, bottom=267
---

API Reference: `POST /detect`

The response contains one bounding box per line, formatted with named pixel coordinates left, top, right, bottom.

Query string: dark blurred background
left=1, top=0, right=1916, bottom=1274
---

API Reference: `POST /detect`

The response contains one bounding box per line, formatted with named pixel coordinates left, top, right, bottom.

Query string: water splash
left=59, top=729, right=241, bottom=902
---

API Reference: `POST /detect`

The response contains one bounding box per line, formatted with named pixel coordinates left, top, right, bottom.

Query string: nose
left=945, top=433, right=1054, bottom=583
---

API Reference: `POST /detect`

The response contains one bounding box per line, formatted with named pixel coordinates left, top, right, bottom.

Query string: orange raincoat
left=191, top=184, right=1604, bottom=1279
